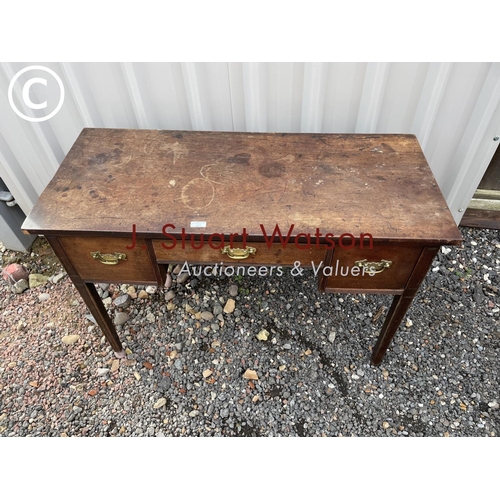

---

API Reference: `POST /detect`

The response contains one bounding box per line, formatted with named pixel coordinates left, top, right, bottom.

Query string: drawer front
left=322, top=243, right=423, bottom=293
left=152, top=239, right=327, bottom=267
left=60, top=236, right=157, bottom=283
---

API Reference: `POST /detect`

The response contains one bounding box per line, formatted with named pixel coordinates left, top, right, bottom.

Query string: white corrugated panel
left=1, top=62, right=499, bottom=222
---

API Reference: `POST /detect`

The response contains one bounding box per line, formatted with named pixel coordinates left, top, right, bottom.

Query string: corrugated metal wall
left=1, top=62, right=500, bottom=223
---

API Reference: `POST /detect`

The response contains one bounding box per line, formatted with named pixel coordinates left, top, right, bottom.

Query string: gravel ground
left=0, top=226, right=498, bottom=437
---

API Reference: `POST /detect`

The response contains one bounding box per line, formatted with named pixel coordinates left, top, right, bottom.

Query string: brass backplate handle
left=90, top=251, right=127, bottom=265
left=220, top=246, right=257, bottom=260
left=355, top=259, right=393, bottom=274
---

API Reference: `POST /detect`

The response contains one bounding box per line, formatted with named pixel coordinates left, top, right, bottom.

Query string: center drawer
left=152, top=239, right=327, bottom=267
left=321, top=242, right=423, bottom=294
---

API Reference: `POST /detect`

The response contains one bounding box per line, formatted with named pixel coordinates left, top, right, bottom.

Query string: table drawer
left=59, top=236, right=157, bottom=283
left=322, top=243, right=423, bottom=293
left=152, top=239, right=327, bottom=267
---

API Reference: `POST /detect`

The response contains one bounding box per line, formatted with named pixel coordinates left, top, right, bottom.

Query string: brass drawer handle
left=90, top=251, right=127, bottom=265
left=220, top=246, right=257, bottom=260
left=355, top=259, right=392, bottom=274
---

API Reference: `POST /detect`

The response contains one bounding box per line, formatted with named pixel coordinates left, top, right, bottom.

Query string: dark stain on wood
left=229, top=153, right=251, bottom=164
left=259, top=162, right=285, bottom=178
left=318, top=164, right=334, bottom=174
left=88, top=148, right=123, bottom=166
left=381, top=143, right=396, bottom=153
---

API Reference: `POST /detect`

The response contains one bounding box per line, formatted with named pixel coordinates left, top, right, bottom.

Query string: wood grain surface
left=22, top=129, right=462, bottom=245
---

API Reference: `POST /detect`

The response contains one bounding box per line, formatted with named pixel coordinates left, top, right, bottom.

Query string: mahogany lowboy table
left=22, top=129, right=462, bottom=365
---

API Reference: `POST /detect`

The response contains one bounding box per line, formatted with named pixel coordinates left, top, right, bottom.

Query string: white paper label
left=190, top=221, right=207, bottom=228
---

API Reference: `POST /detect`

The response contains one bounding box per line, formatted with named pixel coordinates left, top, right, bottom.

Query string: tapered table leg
left=372, top=293, right=414, bottom=366
left=46, top=236, right=125, bottom=358
left=371, top=246, right=439, bottom=366
left=73, top=279, right=125, bottom=357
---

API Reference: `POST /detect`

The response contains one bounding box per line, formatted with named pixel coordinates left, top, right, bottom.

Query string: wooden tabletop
left=22, top=128, right=463, bottom=244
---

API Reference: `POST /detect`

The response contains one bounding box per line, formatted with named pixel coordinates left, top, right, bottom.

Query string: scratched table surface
left=22, top=128, right=462, bottom=244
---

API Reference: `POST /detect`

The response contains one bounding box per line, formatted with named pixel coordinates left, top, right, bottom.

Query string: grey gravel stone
left=114, top=312, right=129, bottom=325
left=158, top=378, right=171, bottom=390
left=52, top=272, right=66, bottom=284
left=201, top=311, right=214, bottom=321
left=176, top=273, right=189, bottom=284
left=12, top=279, right=29, bottom=294
left=113, top=294, right=131, bottom=309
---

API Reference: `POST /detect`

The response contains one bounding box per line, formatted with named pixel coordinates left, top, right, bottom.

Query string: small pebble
left=61, top=335, right=79, bottom=345
left=201, top=311, right=214, bottom=321
left=13, top=279, right=29, bottom=294
left=52, top=272, right=66, bottom=284
left=256, top=329, right=269, bottom=341
left=224, top=299, right=235, bottom=314
left=153, top=398, right=167, bottom=409
left=243, top=369, right=258, bottom=380
left=164, top=273, right=172, bottom=288
left=114, top=294, right=131, bottom=309
left=114, top=312, right=129, bottom=325
left=176, top=273, right=189, bottom=284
